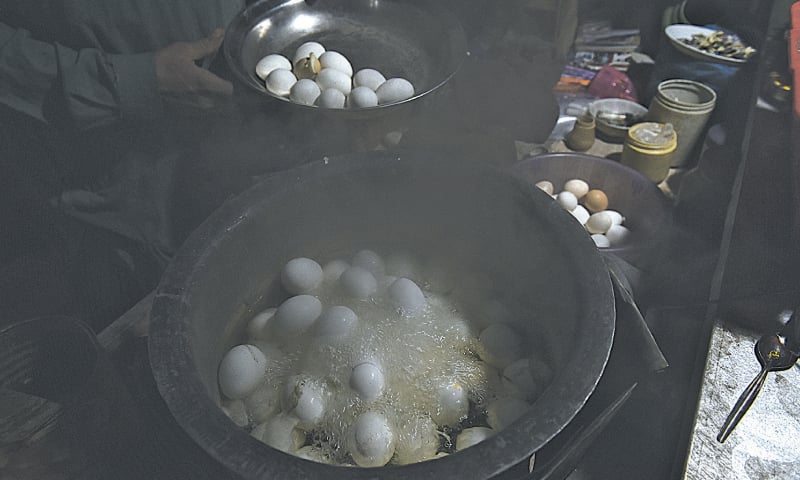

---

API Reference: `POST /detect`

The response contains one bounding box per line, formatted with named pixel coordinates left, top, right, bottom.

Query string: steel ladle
left=717, top=331, right=799, bottom=443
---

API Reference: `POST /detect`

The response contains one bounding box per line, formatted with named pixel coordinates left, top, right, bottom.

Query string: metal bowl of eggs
left=510, top=152, right=674, bottom=267
left=149, top=149, right=616, bottom=479
left=223, top=0, right=467, bottom=116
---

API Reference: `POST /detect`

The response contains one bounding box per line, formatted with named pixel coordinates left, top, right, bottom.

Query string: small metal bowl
left=587, top=98, right=648, bottom=140
left=223, top=0, right=467, bottom=117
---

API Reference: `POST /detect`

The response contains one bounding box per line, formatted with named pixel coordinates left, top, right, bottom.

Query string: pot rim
left=149, top=150, right=615, bottom=479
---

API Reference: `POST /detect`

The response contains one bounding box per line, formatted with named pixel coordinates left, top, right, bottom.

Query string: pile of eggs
left=255, top=41, right=415, bottom=109
left=535, top=179, right=631, bottom=248
left=217, top=249, right=553, bottom=467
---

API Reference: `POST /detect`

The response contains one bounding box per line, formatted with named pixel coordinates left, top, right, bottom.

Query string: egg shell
left=535, top=180, right=554, bottom=196
left=570, top=205, right=590, bottom=225
left=501, top=358, right=540, bottom=401
left=487, top=397, right=530, bottom=430
left=376, top=78, right=415, bottom=104
left=339, top=266, right=378, bottom=300
left=315, top=305, right=358, bottom=338
left=347, top=86, right=379, bottom=108
left=351, top=249, right=385, bottom=276
left=289, top=78, right=321, bottom=105
left=322, top=259, right=350, bottom=283
left=591, top=234, right=611, bottom=248
left=563, top=179, right=590, bottom=199
left=273, top=295, right=322, bottom=338
left=265, top=68, right=297, bottom=97
left=383, top=130, right=403, bottom=147
left=583, top=189, right=609, bottom=213
left=556, top=191, right=578, bottom=211
left=315, top=68, right=352, bottom=96
left=283, top=376, right=326, bottom=428
left=255, top=54, right=292, bottom=80
left=353, top=68, right=386, bottom=91
left=281, top=257, right=323, bottom=294
left=604, top=210, right=626, bottom=226
left=316, top=88, right=346, bottom=109
left=218, top=344, right=268, bottom=400
left=605, top=224, right=631, bottom=246
left=387, top=277, right=426, bottom=315
left=251, top=412, right=304, bottom=453
left=432, top=380, right=468, bottom=426
left=296, top=445, right=333, bottom=464
left=349, top=411, right=396, bottom=467
left=293, top=41, right=326, bottom=64
left=246, top=307, right=276, bottom=341
left=292, top=53, right=321, bottom=80
left=478, top=323, right=523, bottom=369
left=585, top=211, right=614, bottom=234
left=455, top=427, right=495, bottom=451
left=318, top=50, right=353, bottom=77
left=393, top=415, right=439, bottom=465
left=350, top=361, right=385, bottom=401
left=243, top=382, right=281, bottom=424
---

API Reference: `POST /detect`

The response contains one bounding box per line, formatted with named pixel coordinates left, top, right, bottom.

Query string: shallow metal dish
left=223, top=0, right=467, bottom=116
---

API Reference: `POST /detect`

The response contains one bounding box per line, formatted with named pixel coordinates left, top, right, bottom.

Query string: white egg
left=221, top=399, right=249, bottom=427
left=535, top=180, right=554, bottom=196
left=351, top=249, right=385, bottom=276
left=289, top=78, right=321, bottom=105
left=387, top=278, right=426, bottom=315
left=478, top=323, right=523, bottom=369
left=322, top=259, right=350, bottom=283
left=556, top=191, right=578, bottom=211
left=246, top=307, right=276, bottom=341
left=265, top=68, right=297, bottom=97
left=346, top=86, right=379, bottom=108
left=455, top=426, right=495, bottom=451
left=339, top=266, right=378, bottom=300
left=604, top=210, right=626, bottom=226
left=218, top=344, right=267, bottom=400
left=487, top=397, right=530, bottom=430
left=316, top=88, right=346, bottom=109
left=243, top=382, right=281, bottom=424
left=318, top=51, right=353, bottom=77
left=585, top=211, right=614, bottom=234
left=283, top=376, right=326, bottom=428
left=393, top=415, right=439, bottom=465
left=251, top=412, right=305, bottom=453
left=591, top=234, right=611, bottom=248
left=273, top=295, right=322, bottom=338
left=563, top=179, right=590, bottom=199
left=293, top=41, right=326, bottom=64
left=350, top=361, right=385, bottom=401
left=431, top=380, right=468, bottom=426
left=315, top=305, right=358, bottom=338
left=353, top=68, right=386, bottom=91
left=501, top=358, right=540, bottom=401
left=255, top=54, right=292, bottom=80
left=570, top=205, right=590, bottom=225
left=375, top=78, right=414, bottom=104
left=605, top=224, right=631, bottom=245
left=281, top=257, right=323, bottom=294
left=315, top=68, right=352, bottom=95
left=349, top=411, right=396, bottom=467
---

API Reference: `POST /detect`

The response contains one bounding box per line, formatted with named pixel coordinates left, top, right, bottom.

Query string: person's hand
left=154, top=29, right=233, bottom=109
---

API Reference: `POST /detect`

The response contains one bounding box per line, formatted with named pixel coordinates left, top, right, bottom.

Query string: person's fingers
left=183, top=28, right=225, bottom=60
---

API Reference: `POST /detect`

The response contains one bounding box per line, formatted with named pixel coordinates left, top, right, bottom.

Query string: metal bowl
left=223, top=0, right=467, bottom=116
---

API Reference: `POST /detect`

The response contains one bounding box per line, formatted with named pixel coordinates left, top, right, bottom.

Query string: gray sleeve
left=1, top=23, right=162, bottom=129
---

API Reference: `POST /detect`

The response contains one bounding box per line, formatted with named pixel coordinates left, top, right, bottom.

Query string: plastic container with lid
left=621, top=122, right=678, bottom=183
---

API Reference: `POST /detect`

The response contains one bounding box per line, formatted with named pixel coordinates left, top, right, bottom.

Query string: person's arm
left=0, top=22, right=162, bottom=129
left=1, top=24, right=232, bottom=130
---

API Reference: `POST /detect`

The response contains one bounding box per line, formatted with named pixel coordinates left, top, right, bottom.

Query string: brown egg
left=584, top=189, right=609, bottom=213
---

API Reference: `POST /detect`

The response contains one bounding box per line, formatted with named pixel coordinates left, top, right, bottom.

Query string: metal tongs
left=717, top=308, right=800, bottom=443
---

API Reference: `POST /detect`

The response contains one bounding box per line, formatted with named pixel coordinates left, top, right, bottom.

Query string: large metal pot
left=149, top=150, right=615, bottom=479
